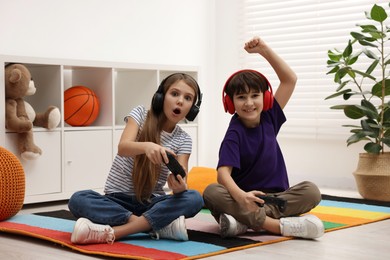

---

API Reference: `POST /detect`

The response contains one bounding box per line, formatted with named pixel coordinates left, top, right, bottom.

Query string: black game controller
left=256, top=195, right=287, bottom=212
left=164, top=152, right=186, bottom=181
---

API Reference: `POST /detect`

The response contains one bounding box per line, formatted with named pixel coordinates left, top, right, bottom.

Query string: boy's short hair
left=225, top=70, right=268, bottom=99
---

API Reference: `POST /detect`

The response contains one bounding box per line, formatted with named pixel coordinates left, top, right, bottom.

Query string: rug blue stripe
left=121, top=235, right=226, bottom=256
left=320, top=200, right=390, bottom=213
left=7, top=214, right=225, bottom=256
left=7, top=214, right=74, bottom=232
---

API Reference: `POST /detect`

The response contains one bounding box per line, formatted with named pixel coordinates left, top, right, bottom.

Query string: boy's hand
left=244, top=36, right=267, bottom=54
left=238, top=190, right=266, bottom=212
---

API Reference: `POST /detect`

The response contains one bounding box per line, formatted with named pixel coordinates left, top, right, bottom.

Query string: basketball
left=64, top=86, right=100, bottom=126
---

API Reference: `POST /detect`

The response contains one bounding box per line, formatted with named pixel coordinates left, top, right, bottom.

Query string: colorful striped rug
left=0, top=195, right=389, bottom=260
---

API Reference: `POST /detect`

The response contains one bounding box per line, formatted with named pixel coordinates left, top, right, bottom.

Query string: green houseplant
left=326, top=3, right=390, bottom=201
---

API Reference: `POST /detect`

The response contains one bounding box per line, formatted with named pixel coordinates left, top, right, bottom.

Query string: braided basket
left=353, top=152, right=390, bottom=202
left=0, top=146, right=25, bottom=221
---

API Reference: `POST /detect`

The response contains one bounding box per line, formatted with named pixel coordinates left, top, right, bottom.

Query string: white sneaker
left=71, top=218, right=115, bottom=244
left=280, top=214, right=324, bottom=239
left=150, top=216, right=188, bottom=241
left=219, top=213, right=248, bottom=238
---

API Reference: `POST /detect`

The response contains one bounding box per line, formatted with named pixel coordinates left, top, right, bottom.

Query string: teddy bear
left=5, top=63, right=61, bottom=160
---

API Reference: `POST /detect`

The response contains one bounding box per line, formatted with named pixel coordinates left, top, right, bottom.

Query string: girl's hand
left=144, top=143, right=168, bottom=165
left=167, top=174, right=187, bottom=194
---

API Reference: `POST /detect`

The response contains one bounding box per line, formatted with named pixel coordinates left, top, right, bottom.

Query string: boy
left=203, top=36, right=324, bottom=239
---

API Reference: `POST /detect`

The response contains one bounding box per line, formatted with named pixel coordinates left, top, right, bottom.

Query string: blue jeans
left=68, top=189, right=204, bottom=231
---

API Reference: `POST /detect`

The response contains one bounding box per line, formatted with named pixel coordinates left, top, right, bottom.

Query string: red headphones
left=222, top=69, right=274, bottom=114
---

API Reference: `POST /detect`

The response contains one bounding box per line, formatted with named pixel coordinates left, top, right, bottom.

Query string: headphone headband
left=222, top=69, right=273, bottom=114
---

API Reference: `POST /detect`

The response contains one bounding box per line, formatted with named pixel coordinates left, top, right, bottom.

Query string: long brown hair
left=132, top=73, right=199, bottom=202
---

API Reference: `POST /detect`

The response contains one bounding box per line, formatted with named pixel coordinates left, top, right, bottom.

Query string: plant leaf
left=364, top=142, right=382, bottom=153
left=367, top=122, right=381, bottom=129
left=384, top=107, right=390, bottom=123
left=361, top=99, right=378, bottom=113
left=363, top=48, right=378, bottom=59
left=352, top=69, right=376, bottom=80
left=360, top=24, right=378, bottom=32
left=366, top=59, right=379, bottom=74
left=336, top=81, right=350, bottom=92
left=359, top=39, right=378, bottom=47
left=351, top=32, right=365, bottom=40
left=325, top=89, right=352, bottom=100
left=326, top=66, right=339, bottom=75
left=343, top=40, right=353, bottom=57
left=343, top=125, right=361, bottom=128
left=327, top=60, right=342, bottom=67
left=347, top=69, right=356, bottom=78
left=360, top=100, right=379, bottom=119
left=344, top=105, right=365, bottom=119
left=331, top=105, right=348, bottom=110
left=368, top=31, right=384, bottom=39
left=371, top=4, right=387, bottom=23
left=343, top=93, right=353, bottom=100
left=384, top=128, right=390, bottom=137
left=361, top=119, right=379, bottom=138
left=335, top=67, right=348, bottom=82
left=372, top=79, right=390, bottom=97
left=382, top=137, right=390, bottom=148
left=347, top=131, right=370, bottom=145
left=347, top=53, right=359, bottom=65
left=327, top=50, right=342, bottom=61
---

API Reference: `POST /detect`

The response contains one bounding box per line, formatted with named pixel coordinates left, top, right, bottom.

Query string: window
left=239, top=0, right=389, bottom=139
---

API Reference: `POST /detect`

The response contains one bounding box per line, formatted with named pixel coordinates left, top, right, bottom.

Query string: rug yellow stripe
left=310, top=205, right=390, bottom=220
left=310, top=212, right=370, bottom=225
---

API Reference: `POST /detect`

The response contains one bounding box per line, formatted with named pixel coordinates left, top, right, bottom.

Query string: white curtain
left=239, top=0, right=389, bottom=139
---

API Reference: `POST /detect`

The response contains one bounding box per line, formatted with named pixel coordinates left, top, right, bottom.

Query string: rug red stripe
left=0, top=222, right=186, bottom=260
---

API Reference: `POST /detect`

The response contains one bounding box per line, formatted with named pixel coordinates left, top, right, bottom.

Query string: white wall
left=0, top=0, right=210, bottom=65
left=0, top=0, right=361, bottom=192
left=0, top=0, right=217, bottom=164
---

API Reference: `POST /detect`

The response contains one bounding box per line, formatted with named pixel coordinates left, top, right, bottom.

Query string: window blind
left=239, top=0, right=389, bottom=139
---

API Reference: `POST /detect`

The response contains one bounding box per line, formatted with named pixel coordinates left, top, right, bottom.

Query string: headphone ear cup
left=262, top=89, right=273, bottom=111
left=152, top=92, right=164, bottom=114
left=186, top=106, right=199, bottom=121
left=223, top=94, right=235, bottom=114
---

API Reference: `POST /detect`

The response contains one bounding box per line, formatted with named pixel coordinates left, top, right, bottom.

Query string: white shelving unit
left=0, top=55, right=199, bottom=204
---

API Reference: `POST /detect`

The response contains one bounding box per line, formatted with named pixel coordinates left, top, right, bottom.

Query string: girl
left=69, top=73, right=204, bottom=244
left=203, top=37, right=324, bottom=239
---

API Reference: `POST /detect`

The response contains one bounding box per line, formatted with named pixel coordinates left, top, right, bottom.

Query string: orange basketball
left=64, top=86, right=100, bottom=126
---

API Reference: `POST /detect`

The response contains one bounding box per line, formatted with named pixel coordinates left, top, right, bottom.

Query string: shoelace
left=287, top=221, right=306, bottom=236
left=236, top=223, right=248, bottom=234
left=88, top=225, right=115, bottom=244
left=150, top=231, right=160, bottom=240
left=150, top=222, right=178, bottom=240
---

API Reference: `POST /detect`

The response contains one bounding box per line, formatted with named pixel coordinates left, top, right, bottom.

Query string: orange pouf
left=0, top=146, right=25, bottom=221
left=64, top=86, right=100, bottom=126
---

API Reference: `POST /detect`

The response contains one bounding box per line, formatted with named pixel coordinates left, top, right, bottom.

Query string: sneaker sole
left=305, top=215, right=325, bottom=239
left=219, top=214, right=231, bottom=238
left=177, top=216, right=189, bottom=241
left=71, top=218, right=88, bottom=243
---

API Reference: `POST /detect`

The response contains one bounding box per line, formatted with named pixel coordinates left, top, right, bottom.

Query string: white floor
left=1, top=188, right=390, bottom=260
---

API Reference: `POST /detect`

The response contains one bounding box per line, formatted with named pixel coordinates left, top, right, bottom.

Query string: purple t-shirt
left=217, top=99, right=289, bottom=192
